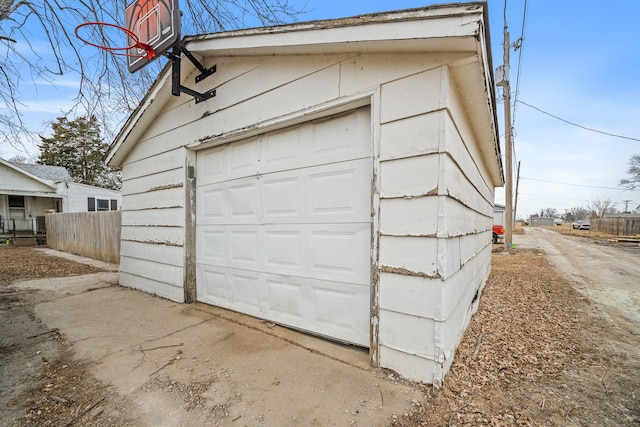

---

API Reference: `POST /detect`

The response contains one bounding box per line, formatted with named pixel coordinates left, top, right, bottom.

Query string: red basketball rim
left=74, top=21, right=155, bottom=59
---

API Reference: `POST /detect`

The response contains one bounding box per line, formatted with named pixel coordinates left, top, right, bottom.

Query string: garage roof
left=106, top=2, right=502, bottom=186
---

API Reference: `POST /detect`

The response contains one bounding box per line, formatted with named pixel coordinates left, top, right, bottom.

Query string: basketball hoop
left=75, top=22, right=155, bottom=59
left=74, top=0, right=216, bottom=103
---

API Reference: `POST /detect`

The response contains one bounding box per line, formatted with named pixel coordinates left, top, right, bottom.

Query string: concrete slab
left=15, top=255, right=424, bottom=426
left=34, top=247, right=119, bottom=272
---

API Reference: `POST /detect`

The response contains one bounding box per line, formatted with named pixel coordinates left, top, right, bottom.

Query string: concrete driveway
left=14, top=249, right=423, bottom=426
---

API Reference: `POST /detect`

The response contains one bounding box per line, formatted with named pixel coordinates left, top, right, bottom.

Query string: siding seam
left=121, top=167, right=183, bottom=183
left=122, top=238, right=184, bottom=247
left=120, top=254, right=184, bottom=269
left=121, top=147, right=185, bottom=169
left=380, top=265, right=442, bottom=279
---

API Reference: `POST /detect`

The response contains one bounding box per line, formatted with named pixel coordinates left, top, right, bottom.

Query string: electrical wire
left=518, top=193, right=633, bottom=205
left=521, top=177, right=638, bottom=191
left=517, top=100, right=640, bottom=143
left=512, top=0, right=528, bottom=124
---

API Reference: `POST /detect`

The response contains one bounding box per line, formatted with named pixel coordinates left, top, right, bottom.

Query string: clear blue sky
left=298, top=1, right=640, bottom=218
left=2, top=1, right=639, bottom=218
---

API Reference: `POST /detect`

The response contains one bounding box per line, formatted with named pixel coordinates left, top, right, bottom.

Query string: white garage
left=106, top=3, right=503, bottom=385
left=195, top=108, right=372, bottom=345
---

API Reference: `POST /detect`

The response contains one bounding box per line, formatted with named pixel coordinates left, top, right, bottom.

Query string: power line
left=517, top=100, right=640, bottom=142
left=518, top=193, right=635, bottom=205
left=521, top=176, right=639, bottom=191
left=512, top=0, right=528, bottom=124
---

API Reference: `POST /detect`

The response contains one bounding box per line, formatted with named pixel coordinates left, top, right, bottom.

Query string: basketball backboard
left=125, top=0, right=181, bottom=72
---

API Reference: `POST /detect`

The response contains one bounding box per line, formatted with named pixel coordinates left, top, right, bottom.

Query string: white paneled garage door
left=195, top=107, right=372, bottom=346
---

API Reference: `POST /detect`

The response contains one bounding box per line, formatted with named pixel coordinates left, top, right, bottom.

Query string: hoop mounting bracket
left=168, top=45, right=217, bottom=104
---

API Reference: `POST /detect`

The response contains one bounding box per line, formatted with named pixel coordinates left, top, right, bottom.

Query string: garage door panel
left=196, top=266, right=370, bottom=346
left=309, top=226, right=370, bottom=282
left=228, top=138, right=260, bottom=176
left=196, top=106, right=372, bottom=347
left=263, top=177, right=300, bottom=218
left=265, top=230, right=301, bottom=269
left=197, top=108, right=371, bottom=187
left=230, top=229, right=260, bottom=267
left=198, top=159, right=370, bottom=225
left=199, top=146, right=226, bottom=183
left=266, top=279, right=304, bottom=321
left=229, top=182, right=259, bottom=218
left=200, top=269, right=229, bottom=301
left=313, top=285, right=362, bottom=331
left=197, top=137, right=260, bottom=184
left=197, top=223, right=370, bottom=282
left=201, top=230, right=225, bottom=263
left=231, top=272, right=261, bottom=312
left=308, top=163, right=370, bottom=219
left=311, top=110, right=369, bottom=159
left=261, top=127, right=302, bottom=169
left=201, top=188, right=226, bottom=220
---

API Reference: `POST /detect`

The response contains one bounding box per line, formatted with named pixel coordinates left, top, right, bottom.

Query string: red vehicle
left=492, top=224, right=505, bottom=244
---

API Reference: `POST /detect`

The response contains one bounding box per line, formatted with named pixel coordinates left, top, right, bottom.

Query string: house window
left=88, top=197, right=96, bottom=211
left=8, top=195, right=26, bottom=220
left=110, top=199, right=118, bottom=211
left=97, top=199, right=109, bottom=211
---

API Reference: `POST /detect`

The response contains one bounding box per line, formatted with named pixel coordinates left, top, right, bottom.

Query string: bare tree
left=8, top=153, right=35, bottom=163
left=0, top=0, right=306, bottom=151
left=539, top=207, right=558, bottom=218
left=620, top=154, right=640, bottom=190
left=588, top=197, right=616, bottom=218
left=569, top=206, right=589, bottom=221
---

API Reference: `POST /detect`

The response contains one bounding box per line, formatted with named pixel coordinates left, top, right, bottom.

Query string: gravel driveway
left=515, top=227, right=640, bottom=325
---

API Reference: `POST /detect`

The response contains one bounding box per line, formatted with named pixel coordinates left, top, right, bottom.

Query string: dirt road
left=515, top=227, right=640, bottom=327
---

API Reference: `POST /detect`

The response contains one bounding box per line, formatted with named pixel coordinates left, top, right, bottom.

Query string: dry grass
left=399, top=249, right=640, bottom=426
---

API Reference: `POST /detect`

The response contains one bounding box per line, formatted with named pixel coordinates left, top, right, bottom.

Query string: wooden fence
left=46, top=211, right=121, bottom=264
left=592, top=217, right=640, bottom=236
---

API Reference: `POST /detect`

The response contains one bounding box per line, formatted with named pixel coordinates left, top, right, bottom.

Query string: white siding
left=64, top=182, right=122, bottom=213
left=115, top=52, right=497, bottom=383
left=118, top=152, right=187, bottom=301
left=377, top=64, right=494, bottom=384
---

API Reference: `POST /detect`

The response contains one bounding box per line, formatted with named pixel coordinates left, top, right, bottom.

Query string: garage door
left=195, top=107, right=372, bottom=346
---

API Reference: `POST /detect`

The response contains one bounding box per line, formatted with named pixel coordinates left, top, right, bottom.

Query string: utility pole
left=623, top=200, right=631, bottom=213
left=513, top=161, right=521, bottom=226
left=502, top=29, right=514, bottom=249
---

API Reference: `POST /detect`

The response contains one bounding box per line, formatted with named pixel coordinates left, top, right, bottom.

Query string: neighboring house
left=0, top=158, right=121, bottom=233
left=106, top=3, right=502, bottom=385
left=494, top=203, right=505, bottom=225
left=529, top=217, right=555, bottom=227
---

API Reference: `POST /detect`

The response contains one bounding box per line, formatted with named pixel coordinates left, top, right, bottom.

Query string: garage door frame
left=184, top=93, right=381, bottom=363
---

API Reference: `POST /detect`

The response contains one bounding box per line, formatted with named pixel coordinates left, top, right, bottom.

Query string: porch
left=1, top=216, right=47, bottom=246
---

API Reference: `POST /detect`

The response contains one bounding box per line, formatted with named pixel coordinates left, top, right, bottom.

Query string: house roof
left=106, top=2, right=502, bottom=185
left=9, top=162, right=70, bottom=182
left=0, top=158, right=70, bottom=191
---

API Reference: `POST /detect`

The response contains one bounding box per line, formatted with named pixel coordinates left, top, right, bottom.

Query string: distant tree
left=8, top=154, right=36, bottom=163
left=540, top=208, right=558, bottom=218
left=38, top=115, right=120, bottom=190
left=620, top=154, right=640, bottom=190
left=569, top=206, right=589, bottom=221
left=588, top=197, right=616, bottom=218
